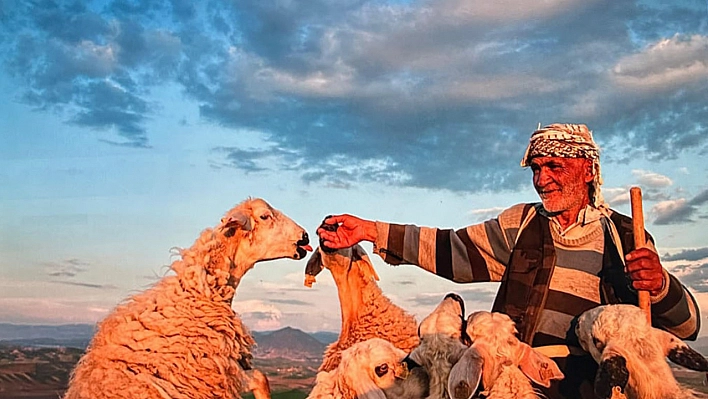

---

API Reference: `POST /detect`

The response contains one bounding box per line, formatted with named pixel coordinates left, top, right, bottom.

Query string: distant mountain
left=0, top=323, right=95, bottom=349
left=0, top=323, right=335, bottom=359
left=253, top=327, right=326, bottom=361
left=309, top=331, right=339, bottom=345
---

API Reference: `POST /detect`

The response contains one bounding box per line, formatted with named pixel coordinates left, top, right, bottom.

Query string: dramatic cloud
left=670, top=263, right=708, bottom=293
left=652, top=188, right=708, bottom=225
left=1, top=0, right=706, bottom=193
left=664, top=247, right=708, bottom=262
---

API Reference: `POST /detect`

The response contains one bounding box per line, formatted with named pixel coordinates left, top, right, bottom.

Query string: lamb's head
left=218, top=198, right=312, bottom=270
left=448, top=311, right=563, bottom=399
left=418, top=293, right=468, bottom=342
left=304, top=220, right=379, bottom=288
left=335, top=338, right=411, bottom=399
left=576, top=304, right=708, bottom=399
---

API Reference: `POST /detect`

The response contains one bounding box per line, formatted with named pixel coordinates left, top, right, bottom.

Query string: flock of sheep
left=62, top=199, right=708, bottom=399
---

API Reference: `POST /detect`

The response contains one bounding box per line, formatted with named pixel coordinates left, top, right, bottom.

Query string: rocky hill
left=253, top=327, right=327, bottom=361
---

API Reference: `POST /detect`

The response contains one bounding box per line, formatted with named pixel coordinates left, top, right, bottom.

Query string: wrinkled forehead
left=528, top=156, right=590, bottom=168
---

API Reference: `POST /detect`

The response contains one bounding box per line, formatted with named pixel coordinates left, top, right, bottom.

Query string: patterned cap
left=520, top=123, right=605, bottom=207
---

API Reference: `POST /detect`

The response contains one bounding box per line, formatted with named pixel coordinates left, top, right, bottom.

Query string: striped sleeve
left=651, top=273, right=701, bottom=340
left=372, top=204, right=532, bottom=282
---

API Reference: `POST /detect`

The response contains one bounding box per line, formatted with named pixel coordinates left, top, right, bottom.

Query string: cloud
left=51, top=281, right=119, bottom=290
left=631, top=169, right=673, bottom=188
left=44, top=258, right=89, bottom=277
left=652, top=188, right=708, bottom=225
left=668, top=262, right=708, bottom=293
left=268, top=298, right=312, bottom=306
left=663, top=247, right=708, bottom=262
left=612, top=35, right=708, bottom=92
left=468, top=207, right=506, bottom=222
left=233, top=299, right=283, bottom=330
left=1, top=1, right=707, bottom=193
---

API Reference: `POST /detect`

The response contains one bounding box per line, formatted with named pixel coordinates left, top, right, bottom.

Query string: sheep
left=307, top=338, right=428, bottom=399
left=64, top=198, right=312, bottom=399
left=448, top=311, right=564, bottom=399
left=575, top=304, right=708, bottom=399
left=305, top=221, right=419, bottom=372
left=405, top=293, right=471, bottom=399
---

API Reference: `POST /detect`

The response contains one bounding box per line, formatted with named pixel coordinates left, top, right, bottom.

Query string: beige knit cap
left=521, top=123, right=605, bottom=207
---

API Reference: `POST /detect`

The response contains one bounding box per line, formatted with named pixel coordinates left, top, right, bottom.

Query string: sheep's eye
left=592, top=337, right=604, bottom=352
left=374, top=363, right=388, bottom=377
left=259, top=214, right=271, bottom=221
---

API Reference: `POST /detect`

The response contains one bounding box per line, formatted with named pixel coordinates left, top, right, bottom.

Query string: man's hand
left=316, top=214, right=377, bottom=249
left=625, top=247, right=666, bottom=296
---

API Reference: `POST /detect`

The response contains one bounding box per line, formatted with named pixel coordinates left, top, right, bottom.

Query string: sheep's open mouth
left=295, top=234, right=313, bottom=259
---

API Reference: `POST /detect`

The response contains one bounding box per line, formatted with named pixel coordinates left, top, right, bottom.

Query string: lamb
left=307, top=338, right=428, bottom=399
left=575, top=304, right=708, bottom=399
left=448, top=311, right=564, bottom=399
left=305, top=221, right=419, bottom=372
left=64, top=198, right=312, bottom=399
left=405, top=293, right=471, bottom=399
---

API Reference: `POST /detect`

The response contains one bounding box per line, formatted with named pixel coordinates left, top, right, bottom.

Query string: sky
left=1, top=0, right=707, bottom=336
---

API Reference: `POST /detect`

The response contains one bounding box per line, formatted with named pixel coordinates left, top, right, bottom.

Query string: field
left=2, top=343, right=708, bottom=398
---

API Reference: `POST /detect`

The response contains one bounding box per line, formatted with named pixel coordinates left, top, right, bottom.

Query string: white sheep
left=575, top=304, right=708, bottom=399
left=448, top=311, right=564, bottom=399
left=64, top=198, right=312, bottom=399
left=307, top=338, right=422, bottom=399
left=406, top=293, right=471, bottom=399
left=305, top=221, right=419, bottom=372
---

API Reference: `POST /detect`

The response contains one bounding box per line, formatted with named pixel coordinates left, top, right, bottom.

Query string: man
left=316, top=123, right=700, bottom=399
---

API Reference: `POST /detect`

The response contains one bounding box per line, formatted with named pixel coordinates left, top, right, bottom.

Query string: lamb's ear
left=595, top=353, right=629, bottom=399
left=517, top=343, right=564, bottom=388
left=220, top=211, right=252, bottom=236
left=448, top=346, right=483, bottom=399
left=304, top=250, right=324, bottom=287
left=656, top=329, right=708, bottom=371
left=353, top=244, right=379, bottom=281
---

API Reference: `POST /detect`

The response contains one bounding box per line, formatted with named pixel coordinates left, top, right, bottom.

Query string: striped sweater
left=373, top=203, right=700, bottom=346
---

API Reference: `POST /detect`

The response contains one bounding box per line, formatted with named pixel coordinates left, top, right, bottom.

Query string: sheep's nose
left=297, top=232, right=310, bottom=246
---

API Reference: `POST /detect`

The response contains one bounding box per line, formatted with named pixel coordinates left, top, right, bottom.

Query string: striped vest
left=491, top=205, right=648, bottom=344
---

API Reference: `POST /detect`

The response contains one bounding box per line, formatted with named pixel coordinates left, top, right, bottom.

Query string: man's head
left=521, top=123, right=604, bottom=212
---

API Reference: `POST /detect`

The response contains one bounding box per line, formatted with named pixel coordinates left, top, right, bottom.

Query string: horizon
left=1, top=0, right=707, bottom=336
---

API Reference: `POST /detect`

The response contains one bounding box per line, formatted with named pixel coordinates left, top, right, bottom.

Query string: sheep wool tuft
left=64, top=198, right=311, bottom=399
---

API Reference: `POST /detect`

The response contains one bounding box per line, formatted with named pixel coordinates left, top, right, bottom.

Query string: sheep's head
left=576, top=304, right=708, bottom=399
left=304, top=220, right=378, bottom=287
left=336, top=338, right=410, bottom=399
left=448, top=311, right=563, bottom=398
left=218, top=198, right=311, bottom=270
left=418, top=293, right=468, bottom=343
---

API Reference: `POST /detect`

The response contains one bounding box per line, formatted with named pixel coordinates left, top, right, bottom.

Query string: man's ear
left=584, top=159, right=596, bottom=183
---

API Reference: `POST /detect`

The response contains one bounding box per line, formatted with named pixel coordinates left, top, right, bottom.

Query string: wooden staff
left=630, top=186, right=651, bottom=324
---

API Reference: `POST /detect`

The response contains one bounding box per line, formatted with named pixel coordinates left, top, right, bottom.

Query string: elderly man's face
left=529, top=157, right=594, bottom=213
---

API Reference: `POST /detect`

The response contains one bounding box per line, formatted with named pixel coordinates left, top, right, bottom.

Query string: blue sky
left=1, top=0, right=707, bottom=334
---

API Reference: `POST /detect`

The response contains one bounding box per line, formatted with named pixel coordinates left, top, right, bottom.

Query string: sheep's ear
left=448, top=346, right=483, bottom=399
left=220, top=211, right=252, bottom=235
left=517, top=343, right=564, bottom=388
left=656, top=329, right=708, bottom=371
left=595, top=353, right=629, bottom=399
left=304, top=249, right=324, bottom=287
left=353, top=244, right=379, bottom=281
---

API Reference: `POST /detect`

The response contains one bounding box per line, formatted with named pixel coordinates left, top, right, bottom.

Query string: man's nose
left=534, top=169, right=552, bottom=186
